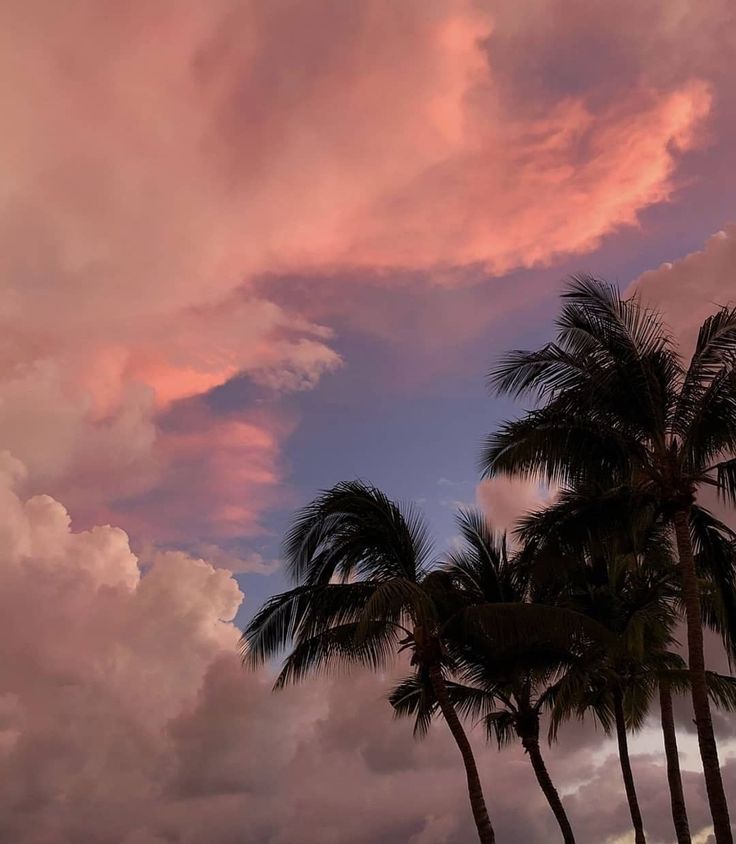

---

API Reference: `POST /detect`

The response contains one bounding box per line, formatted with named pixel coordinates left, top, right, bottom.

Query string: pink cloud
left=346, top=80, right=710, bottom=275
left=103, top=403, right=298, bottom=545
left=631, top=225, right=736, bottom=349
left=476, top=476, right=556, bottom=535
left=0, top=0, right=720, bottom=549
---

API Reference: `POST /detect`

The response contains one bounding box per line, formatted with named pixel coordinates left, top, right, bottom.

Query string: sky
left=2, top=1, right=736, bottom=842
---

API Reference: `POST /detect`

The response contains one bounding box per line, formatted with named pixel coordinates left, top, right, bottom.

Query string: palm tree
left=659, top=504, right=736, bottom=844
left=665, top=506, right=736, bottom=844
left=484, top=278, right=736, bottom=842
left=391, top=510, right=579, bottom=843
left=391, top=662, right=578, bottom=844
left=519, top=488, right=669, bottom=844
left=659, top=674, right=691, bottom=844
left=545, top=547, right=679, bottom=844
left=240, top=481, right=497, bottom=844
left=521, top=487, right=736, bottom=844
left=552, top=646, right=736, bottom=844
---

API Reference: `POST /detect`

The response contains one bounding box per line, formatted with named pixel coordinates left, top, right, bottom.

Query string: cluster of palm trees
left=242, top=278, right=736, bottom=843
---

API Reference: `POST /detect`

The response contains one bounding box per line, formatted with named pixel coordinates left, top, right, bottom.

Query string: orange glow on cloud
left=0, top=0, right=719, bottom=546
left=129, top=360, right=240, bottom=409
left=342, top=80, right=711, bottom=275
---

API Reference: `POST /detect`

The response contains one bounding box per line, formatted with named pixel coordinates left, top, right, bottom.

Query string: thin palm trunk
left=674, top=509, right=733, bottom=844
left=613, top=690, right=646, bottom=844
left=521, top=732, right=576, bottom=843
left=659, top=678, right=692, bottom=844
left=428, top=665, right=495, bottom=844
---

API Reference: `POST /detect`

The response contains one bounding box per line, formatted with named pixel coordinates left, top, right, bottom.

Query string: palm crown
left=242, top=481, right=498, bottom=843
left=485, top=275, right=736, bottom=502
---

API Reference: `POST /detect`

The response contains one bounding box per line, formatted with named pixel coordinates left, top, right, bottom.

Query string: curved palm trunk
left=674, top=509, right=733, bottom=844
left=659, top=678, right=692, bottom=844
left=613, top=690, right=646, bottom=844
left=520, top=732, right=576, bottom=843
left=428, top=665, right=495, bottom=844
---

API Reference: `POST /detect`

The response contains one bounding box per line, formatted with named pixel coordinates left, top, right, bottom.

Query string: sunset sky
left=3, top=2, right=736, bottom=842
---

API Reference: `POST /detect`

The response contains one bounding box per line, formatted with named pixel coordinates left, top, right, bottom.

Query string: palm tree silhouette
left=241, top=481, right=497, bottom=844
left=521, top=484, right=736, bottom=844
left=390, top=510, right=579, bottom=843
left=485, top=277, right=736, bottom=842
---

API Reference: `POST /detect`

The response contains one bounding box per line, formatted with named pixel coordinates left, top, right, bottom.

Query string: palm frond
left=458, top=602, right=613, bottom=653
left=709, top=456, right=736, bottom=506
left=705, top=671, right=736, bottom=711
left=355, top=577, right=432, bottom=641
left=485, top=710, right=517, bottom=749
left=241, top=581, right=378, bottom=666
left=273, top=620, right=399, bottom=689
left=490, top=343, right=595, bottom=401
left=681, top=368, right=736, bottom=472
left=677, top=307, right=736, bottom=436
left=443, top=508, right=514, bottom=604
left=282, top=480, right=433, bottom=586
left=388, top=673, right=438, bottom=737
left=690, top=505, right=736, bottom=661
left=557, top=275, right=680, bottom=440
left=481, top=405, right=638, bottom=487
left=546, top=666, right=609, bottom=740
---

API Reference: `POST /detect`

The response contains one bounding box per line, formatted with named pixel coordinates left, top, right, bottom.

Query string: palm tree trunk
left=521, top=733, right=576, bottom=843
left=659, top=678, right=692, bottom=844
left=673, top=509, right=733, bottom=844
left=613, top=690, right=646, bottom=844
left=428, top=665, right=495, bottom=844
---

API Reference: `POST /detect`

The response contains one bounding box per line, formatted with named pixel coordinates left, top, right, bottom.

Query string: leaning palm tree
left=485, top=277, right=736, bottom=842
left=390, top=654, right=578, bottom=844
left=390, top=510, right=580, bottom=843
left=241, top=481, right=497, bottom=843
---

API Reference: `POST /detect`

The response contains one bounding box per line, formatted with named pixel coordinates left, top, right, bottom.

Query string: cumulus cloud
left=631, top=225, right=736, bottom=349
left=0, top=456, right=730, bottom=843
left=476, top=475, right=556, bottom=534
left=0, top=455, right=243, bottom=842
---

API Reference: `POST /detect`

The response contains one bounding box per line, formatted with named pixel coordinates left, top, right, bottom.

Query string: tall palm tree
left=484, top=278, right=736, bottom=842
left=658, top=503, right=736, bottom=844
left=519, top=487, right=671, bottom=844
left=666, top=506, right=736, bottom=844
left=551, top=643, right=736, bottom=844
left=390, top=510, right=579, bottom=843
left=521, top=486, right=736, bottom=844
left=544, top=546, right=679, bottom=844
left=241, top=482, right=497, bottom=844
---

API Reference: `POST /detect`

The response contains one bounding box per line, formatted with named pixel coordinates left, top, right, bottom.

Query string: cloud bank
left=0, top=454, right=728, bottom=843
